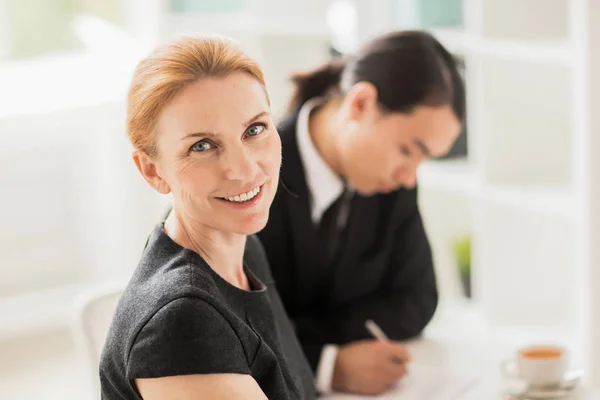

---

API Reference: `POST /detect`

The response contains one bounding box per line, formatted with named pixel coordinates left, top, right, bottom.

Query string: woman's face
left=137, top=72, right=281, bottom=235
left=337, top=90, right=462, bottom=195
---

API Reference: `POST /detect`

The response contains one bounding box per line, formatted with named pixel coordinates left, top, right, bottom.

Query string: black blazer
left=257, top=111, right=438, bottom=370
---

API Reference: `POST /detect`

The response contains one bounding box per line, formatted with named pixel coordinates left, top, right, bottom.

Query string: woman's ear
left=132, top=150, right=171, bottom=194
left=343, top=81, right=379, bottom=122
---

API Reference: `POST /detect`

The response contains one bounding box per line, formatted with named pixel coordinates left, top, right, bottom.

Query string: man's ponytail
left=286, top=58, right=346, bottom=112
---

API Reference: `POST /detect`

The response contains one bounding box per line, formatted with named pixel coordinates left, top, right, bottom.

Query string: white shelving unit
left=409, top=0, right=576, bottom=316
left=382, top=0, right=600, bottom=386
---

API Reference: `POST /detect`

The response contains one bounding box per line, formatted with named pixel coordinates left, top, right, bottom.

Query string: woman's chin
left=231, top=213, right=270, bottom=236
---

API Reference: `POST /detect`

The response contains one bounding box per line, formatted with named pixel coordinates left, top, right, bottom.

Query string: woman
left=257, top=30, right=465, bottom=395
left=99, top=35, right=316, bottom=399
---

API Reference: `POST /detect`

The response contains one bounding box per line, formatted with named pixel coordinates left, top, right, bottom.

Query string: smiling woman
left=99, top=35, right=316, bottom=400
left=138, top=70, right=280, bottom=235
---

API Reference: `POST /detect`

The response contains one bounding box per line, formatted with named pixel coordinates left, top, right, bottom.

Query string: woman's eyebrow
left=181, top=131, right=219, bottom=141
left=243, top=111, right=270, bottom=126
left=181, top=111, right=270, bottom=141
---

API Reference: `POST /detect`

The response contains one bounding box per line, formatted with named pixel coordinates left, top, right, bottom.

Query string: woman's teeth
left=224, top=186, right=261, bottom=202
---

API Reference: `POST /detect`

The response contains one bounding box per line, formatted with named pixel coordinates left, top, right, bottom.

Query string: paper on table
left=322, top=366, right=479, bottom=400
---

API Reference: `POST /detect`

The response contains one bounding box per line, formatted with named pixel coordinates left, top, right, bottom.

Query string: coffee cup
left=501, top=344, right=568, bottom=388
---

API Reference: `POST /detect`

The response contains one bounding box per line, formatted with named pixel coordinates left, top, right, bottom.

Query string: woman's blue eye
left=246, top=124, right=265, bottom=137
left=191, top=141, right=213, bottom=152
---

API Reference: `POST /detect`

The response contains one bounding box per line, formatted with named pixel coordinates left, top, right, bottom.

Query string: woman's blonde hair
left=127, top=35, right=268, bottom=157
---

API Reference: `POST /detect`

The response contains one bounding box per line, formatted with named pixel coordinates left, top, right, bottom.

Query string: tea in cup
left=502, top=344, right=568, bottom=388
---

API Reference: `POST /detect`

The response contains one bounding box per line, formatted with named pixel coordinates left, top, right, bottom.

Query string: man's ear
left=132, top=150, right=171, bottom=195
left=343, top=81, right=379, bottom=122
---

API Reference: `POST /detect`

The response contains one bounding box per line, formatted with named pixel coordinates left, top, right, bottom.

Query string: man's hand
left=331, top=339, right=410, bottom=395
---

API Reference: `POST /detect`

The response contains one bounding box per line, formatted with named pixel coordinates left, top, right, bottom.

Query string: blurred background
left=1, top=0, right=600, bottom=398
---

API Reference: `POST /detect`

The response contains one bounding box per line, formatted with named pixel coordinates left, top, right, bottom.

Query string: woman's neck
left=308, top=98, right=345, bottom=178
left=163, top=209, right=249, bottom=290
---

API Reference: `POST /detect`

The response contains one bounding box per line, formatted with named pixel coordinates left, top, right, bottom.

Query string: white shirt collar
left=296, top=98, right=345, bottom=223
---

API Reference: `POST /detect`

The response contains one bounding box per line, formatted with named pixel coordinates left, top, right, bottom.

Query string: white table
left=322, top=303, right=598, bottom=399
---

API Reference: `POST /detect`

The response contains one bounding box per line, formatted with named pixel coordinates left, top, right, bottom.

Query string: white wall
left=0, top=100, right=168, bottom=296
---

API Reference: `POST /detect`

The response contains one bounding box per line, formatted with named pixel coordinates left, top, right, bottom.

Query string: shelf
left=163, top=13, right=330, bottom=37
left=481, top=185, right=575, bottom=220
left=429, top=28, right=572, bottom=65
left=478, top=38, right=573, bottom=66
left=425, top=300, right=585, bottom=368
left=417, top=158, right=479, bottom=196
left=429, top=299, right=578, bottom=341
left=480, top=0, right=568, bottom=43
left=418, top=160, right=574, bottom=219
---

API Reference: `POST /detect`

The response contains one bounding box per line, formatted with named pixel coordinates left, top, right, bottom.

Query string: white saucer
left=503, top=370, right=583, bottom=399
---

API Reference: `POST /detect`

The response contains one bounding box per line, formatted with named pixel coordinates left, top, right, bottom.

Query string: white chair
left=71, top=282, right=125, bottom=399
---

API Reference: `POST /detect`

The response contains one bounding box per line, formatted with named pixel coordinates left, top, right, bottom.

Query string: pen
left=365, top=320, right=409, bottom=369
left=365, top=319, right=390, bottom=341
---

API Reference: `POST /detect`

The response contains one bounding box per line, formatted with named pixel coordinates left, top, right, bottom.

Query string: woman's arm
left=127, top=298, right=261, bottom=397
left=137, top=373, right=267, bottom=400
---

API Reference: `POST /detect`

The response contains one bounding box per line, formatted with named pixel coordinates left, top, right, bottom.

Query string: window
left=169, top=0, right=244, bottom=13
left=1, top=0, right=124, bottom=61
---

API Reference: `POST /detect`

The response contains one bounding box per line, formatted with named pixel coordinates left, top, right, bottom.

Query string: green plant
left=452, top=235, right=471, bottom=298
left=453, top=236, right=471, bottom=275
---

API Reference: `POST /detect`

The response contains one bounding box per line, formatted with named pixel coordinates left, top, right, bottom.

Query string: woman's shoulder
left=105, top=294, right=256, bottom=383
left=121, top=261, right=223, bottom=324
left=135, top=223, right=223, bottom=297
left=107, top=225, right=229, bottom=344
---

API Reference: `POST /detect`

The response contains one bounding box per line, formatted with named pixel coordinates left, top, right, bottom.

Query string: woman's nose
left=222, top=145, right=259, bottom=182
